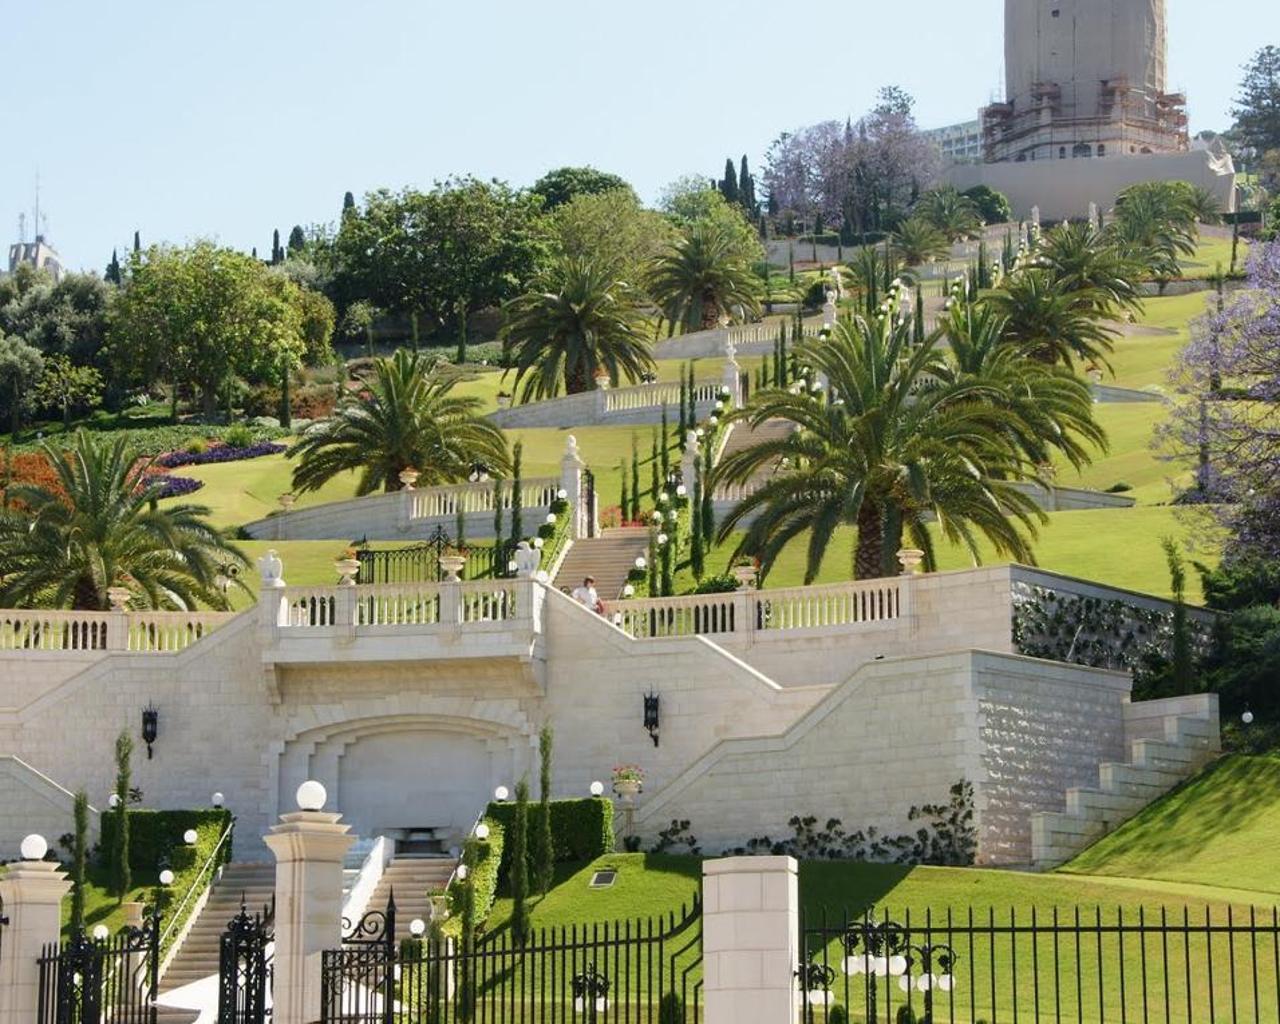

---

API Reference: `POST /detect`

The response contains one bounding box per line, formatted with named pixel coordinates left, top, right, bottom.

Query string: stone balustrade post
left=561, top=435, right=592, bottom=539
left=702, top=856, right=799, bottom=1024
left=0, top=851, right=73, bottom=1024
left=440, top=579, right=461, bottom=626
left=264, top=794, right=355, bottom=1024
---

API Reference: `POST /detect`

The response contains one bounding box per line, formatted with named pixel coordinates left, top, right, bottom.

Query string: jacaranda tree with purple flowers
left=1161, top=242, right=1280, bottom=561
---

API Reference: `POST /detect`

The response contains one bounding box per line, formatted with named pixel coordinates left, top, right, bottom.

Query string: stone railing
left=409, top=478, right=559, bottom=519
left=601, top=578, right=903, bottom=641
left=603, top=380, right=722, bottom=414
left=0, top=609, right=230, bottom=653
left=274, top=579, right=533, bottom=632
left=489, top=381, right=726, bottom=428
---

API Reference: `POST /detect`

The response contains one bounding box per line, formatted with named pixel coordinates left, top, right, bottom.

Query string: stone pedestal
left=0, top=860, right=72, bottom=1024
left=702, top=856, right=799, bottom=1024
left=264, top=810, right=355, bottom=1024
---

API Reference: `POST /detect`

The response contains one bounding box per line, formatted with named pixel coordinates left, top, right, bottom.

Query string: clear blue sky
left=3, top=0, right=1276, bottom=271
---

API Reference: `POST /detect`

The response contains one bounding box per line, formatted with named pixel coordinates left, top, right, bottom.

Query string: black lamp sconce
left=141, top=704, right=159, bottom=759
left=643, top=692, right=660, bottom=747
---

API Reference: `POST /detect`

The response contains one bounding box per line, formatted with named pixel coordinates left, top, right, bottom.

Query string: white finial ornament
left=257, top=549, right=285, bottom=589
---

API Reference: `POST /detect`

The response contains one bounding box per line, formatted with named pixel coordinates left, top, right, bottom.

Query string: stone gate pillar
left=264, top=782, right=355, bottom=1024
left=0, top=836, right=72, bottom=1024
left=561, top=435, right=593, bottom=539
left=702, top=856, right=799, bottom=1024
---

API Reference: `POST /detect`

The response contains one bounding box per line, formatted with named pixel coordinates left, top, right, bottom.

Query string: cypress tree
left=509, top=780, right=530, bottom=943
left=493, top=477, right=505, bottom=546
left=691, top=470, right=705, bottom=580
left=660, top=529, right=673, bottom=597
left=620, top=461, right=629, bottom=524
left=630, top=436, right=641, bottom=521
left=509, top=441, right=524, bottom=544
left=914, top=289, right=925, bottom=346
left=342, top=191, right=356, bottom=215
left=648, top=534, right=659, bottom=595
left=105, top=249, right=122, bottom=285
left=650, top=431, right=660, bottom=502
left=111, top=731, right=133, bottom=901
left=701, top=445, right=715, bottom=546
left=779, top=323, right=789, bottom=384
left=678, top=379, right=688, bottom=447
left=739, top=155, right=755, bottom=215
left=287, top=224, right=306, bottom=257
left=271, top=228, right=282, bottom=264
left=133, top=230, right=141, bottom=254
left=788, top=242, right=795, bottom=282
left=535, top=727, right=554, bottom=895
left=71, top=790, right=89, bottom=932
left=660, top=407, right=671, bottom=484
left=719, top=158, right=739, bottom=204
left=281, top=361, right=292, bottom=429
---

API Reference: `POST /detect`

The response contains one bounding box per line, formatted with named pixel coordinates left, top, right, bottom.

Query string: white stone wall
left=0, top=757, right=100, bottom=858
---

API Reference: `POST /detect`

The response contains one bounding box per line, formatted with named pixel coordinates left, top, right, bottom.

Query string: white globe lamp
left=20, top=833, right=47, bottom=861
left=183, top=829, right=198, bottom=845
left=409, top=918, right=427, bottom=938
left=108, top=794, right=121, bottom=809
left=159, top=869, right=175, bottom=886
left=211, top=792, right=224, bottom=808
left=494, top=786, right=510, bottom=801
left=474, top=823, right=490, bottom=840
left=295, top=780, right=327, bottom=812
left=92, top=924, right=110, bottom=941
left=456, top=864, right=469, bottom=881
left=589, top=781, right=605, bottom=797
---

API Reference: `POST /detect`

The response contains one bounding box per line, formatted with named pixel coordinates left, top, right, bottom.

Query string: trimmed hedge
left=483, top=797, right=613, bottom=878
left=99, top=808, right=234, bottom=872
left=444, top=816, right=504, bottom=937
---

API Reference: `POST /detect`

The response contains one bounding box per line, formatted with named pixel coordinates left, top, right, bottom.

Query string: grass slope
left=1060, top=755, right=1280, bottom=895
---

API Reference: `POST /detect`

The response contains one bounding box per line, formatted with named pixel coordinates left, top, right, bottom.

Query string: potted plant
left=497, top=391, right=512, bottom=409
left=730, top=556, right=761, bottom=591
left=335, top=547, right=362, bottom=586
left=611, top=764, right=644, bottom=801
left=438, top=544, right=468, bottom=582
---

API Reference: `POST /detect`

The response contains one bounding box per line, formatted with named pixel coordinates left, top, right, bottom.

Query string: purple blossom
left=149, top=474, right=205, bottom=499
left=156, top=442, right=286, bottom=469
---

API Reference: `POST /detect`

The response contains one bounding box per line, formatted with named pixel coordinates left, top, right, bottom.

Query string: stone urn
left=438, top=555, right=466, bottom=583
left=335, top=557, right=361, bottom=586
left=278, top=492, right=296, bottom=512
left=593, top=370, right=611, bottom=391
left=398, top=468, right=420, bottom=491
left=122, top=901, right=146, bottom=929
left=106, top=586, right=132, bottom=612
left=731, top=565, right=759, bottom=591
left=613, top=779, right=642, bottom=803
left=896, top=548, right=925, bottom=576
left=497, top=394, right=512, bottom=409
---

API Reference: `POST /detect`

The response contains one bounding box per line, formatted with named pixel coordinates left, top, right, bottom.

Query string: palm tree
left=891, top=219, right=951, bottom=268
left=984, top=270, right=1119, bottom=370
left=1108, top=182, right=1198, bottom=279
left=714, top=301, right=1047, bottom=581
left=1034, top=222, right=1145, bottom=314
left=0, top=432, right=244, bottom=610
left=647, top=219, right=762, bottom=333
left=288, top=349, right=509, bottom=495
left=916, top=188, right=984, bottom=243
left=502, top=258, right=655, bottom=400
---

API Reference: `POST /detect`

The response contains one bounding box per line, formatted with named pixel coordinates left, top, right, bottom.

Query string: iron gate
left=37, top=911, right=161, bottom=1024
left=218, top=898, right=274, bottom=1023
left=321, top=893, right=702, bottom=1023
left=357, top=528, right=515, bottom=584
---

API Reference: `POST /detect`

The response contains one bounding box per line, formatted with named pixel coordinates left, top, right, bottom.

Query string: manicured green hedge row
left=100, top=809, right=234, bottom=872
left=484, top=797, right=613, bottom=876
left=444, top=817, right=505, bottom=938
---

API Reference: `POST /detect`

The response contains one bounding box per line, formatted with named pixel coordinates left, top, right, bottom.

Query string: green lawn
left=1050, top=402, right=1185, bottom=504
left=0, top=864, right=161, bottom=937
left=1180, top=234, right=1247, bottom=279
left=1060, top=754, right=1280, bottom=895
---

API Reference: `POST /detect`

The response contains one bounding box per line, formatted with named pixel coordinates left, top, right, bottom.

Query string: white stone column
left=264, top=790, right=355, bottom=1024
left=702, top=856, right=799, bottom=1024
left=680, top=431, right=701, bottom=497
left=0, top=845, right=72, bottom=1024
left=560, top=435, right=591, bottom=539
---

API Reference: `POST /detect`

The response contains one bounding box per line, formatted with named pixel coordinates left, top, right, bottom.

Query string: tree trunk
left=700, top=290, right=720, bottom=330
left=853, top=498, right=885, bottom=580
left=71, top=575, right=103, bottom=611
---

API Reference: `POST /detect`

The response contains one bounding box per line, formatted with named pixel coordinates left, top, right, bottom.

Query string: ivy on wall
left=1010, top=583, right=1212, bottom=689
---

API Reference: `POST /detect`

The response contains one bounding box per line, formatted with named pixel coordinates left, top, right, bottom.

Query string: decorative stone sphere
left=295, top=780, right=327, bottom=812
left=20, top=833, right=47, bottom=861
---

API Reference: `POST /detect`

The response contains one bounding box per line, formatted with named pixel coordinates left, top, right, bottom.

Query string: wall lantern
left=141, top=704, right=159, bottom=759
left=643, top=693, right=660, bottom=748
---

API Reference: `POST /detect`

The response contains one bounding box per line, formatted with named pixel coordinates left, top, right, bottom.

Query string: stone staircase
left=366, top=856, right=457, bottom=941
left=158, top=862, right=275, bottom=993
left=717, top=417, right=796, bottom=462
left=553, top=527, right=650, bottom=600
left=1031, top=710, right=1219, bottom=869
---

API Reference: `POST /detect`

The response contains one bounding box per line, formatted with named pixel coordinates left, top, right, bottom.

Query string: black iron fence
left=219, top=898, right=274, bottom=1024
left=799, top=905, right=1280, bottom=1023
left=37, top=913, right=161, bottom=1024
left=321, top=894, right=702, bottom=1023
left=358, top=536, right=516, bottom=585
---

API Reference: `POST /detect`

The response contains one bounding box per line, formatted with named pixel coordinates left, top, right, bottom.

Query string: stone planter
left=896, top=548, right=925, bottom=575
left=398, top=468, right=420, bottom=491
left=106, top=586, right=132, bottom=612
left=497, top=395, right=511, bottom=409
left=335, top=557, right=361, bottom=586
left=613, top=779, right=642, bottom=802
left=122, top=901, right=146, bottom=929
left=438, top=555, right=466, bottom=583
left=731, top=566, right=759, bottom=591
left=278, top=492, right=296, bottom=512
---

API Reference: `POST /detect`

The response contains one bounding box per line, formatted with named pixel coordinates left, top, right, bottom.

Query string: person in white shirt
left=571, top=576, right=603, bottom=614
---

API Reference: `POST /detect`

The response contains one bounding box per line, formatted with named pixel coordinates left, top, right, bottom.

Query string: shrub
left=99, top=808, right=234, bottom=872
left=484, top=797, right=613, bottom=877
left=1105, top=482, right=1133, bottom=493
left=693, top=573, right=739, bottom=594
left=184, top=438, right=207, bottom=455
left=222, top=423, right=255, bottom=449
left=445, top=817, right=504, bottom=935
left=828, top=1007, right=849, bottom=1024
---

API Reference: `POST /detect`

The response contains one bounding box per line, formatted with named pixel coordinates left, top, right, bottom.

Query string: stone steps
left=365, top=857, right=458, bottom=940
left=1031, top=712, right=1218, bottom=869
left=159, top=863, right=274, bottom=992
left=553, top=528, right=650, bottom=600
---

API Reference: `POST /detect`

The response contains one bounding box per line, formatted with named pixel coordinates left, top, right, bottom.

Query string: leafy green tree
left=509, top=779, right=530, bottom=944
left=961, top=185, right=1012, bottom=225
left=1232, top=46, right=1280, bottom=156
left=648, top=219, right=763, bottom=332
left=108, top=243, right=308, bottom=418
left=985, top=271, right=1119, bottom=369
left=111, top=732, right=133, bottom=901
left=890, top=219, right=950, bottom=267
left=32, top=355, right=104, bottom=427
left=70, top=790, right=89, bottom=931
left=341, top=299, right=377, bottom=358
left=532, top=166, right=634, bottom=210
left=0, top=270, right=113, bottom=366
left=549, top=190, right=677, bottom=280
left=0, top=333, right=44, bottom=437
left=0, top=432, right=246, bottom=609
left=503, top=258, right=655, bottom=399
left=535, top=726, right=554, bottom=895
left=715, top=308, right=1049, bottom=580
left=289, top=350, right=509, bottom=495
left=287, top=225, right=307, bottom=257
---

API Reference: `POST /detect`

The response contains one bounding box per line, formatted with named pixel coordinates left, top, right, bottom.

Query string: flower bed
left=150, top=474, right=204, bottom=498
left=155, top=441, right=286, bottom=469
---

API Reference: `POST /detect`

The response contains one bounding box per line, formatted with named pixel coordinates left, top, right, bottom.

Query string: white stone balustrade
left=602, top=380, right=722, bottom=414
left=409, top=478, right=559, bottom=519
left=0, top=608, right=229, bottom=653
left=602, top=577, right=903, bottom=640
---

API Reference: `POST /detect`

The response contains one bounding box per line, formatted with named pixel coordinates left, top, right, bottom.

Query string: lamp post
left=572, top=963, right=609, bottom=1021
left=839, top=916, right=959, bottom=1022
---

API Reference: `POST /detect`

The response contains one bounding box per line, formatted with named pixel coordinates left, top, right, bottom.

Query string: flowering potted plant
left=611, top=764, right=644, bottom=801
left=335, top=547, right=362, bottom=586
left=730, top=556, right=761, bottom=591
left=438, top=543, right=468, bottom=582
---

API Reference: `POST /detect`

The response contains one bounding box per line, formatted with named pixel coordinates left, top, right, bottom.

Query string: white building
left=6, top=236, right=64, bottom=282
left=925, top=120, right=984, bottom=165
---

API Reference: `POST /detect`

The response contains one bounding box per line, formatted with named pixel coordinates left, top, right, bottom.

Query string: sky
left=3, top=0, right=1277, bottom=272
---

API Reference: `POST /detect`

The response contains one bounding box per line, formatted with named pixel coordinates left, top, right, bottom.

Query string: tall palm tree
left=288, top=349, right=509, bottom=495
left=1034, top=221, right=1145, bottom=315
left=502, top=257, right=655, bottom=400
left=647, top=219, right=762, bottom=333
left=0, top=432, right=244, bottom=610
left=714, top=303, right=1047, bottom=581
left=1108, top=182, right=1198, bottom=279
left=891, top=218, right=951, bottom=268
left=916, top=188, right=984, bottom=243
left=984, top=270, right=1119, bottom=370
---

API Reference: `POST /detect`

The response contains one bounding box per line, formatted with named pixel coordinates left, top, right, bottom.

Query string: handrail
left=158, top=816, right=236, bottom=963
